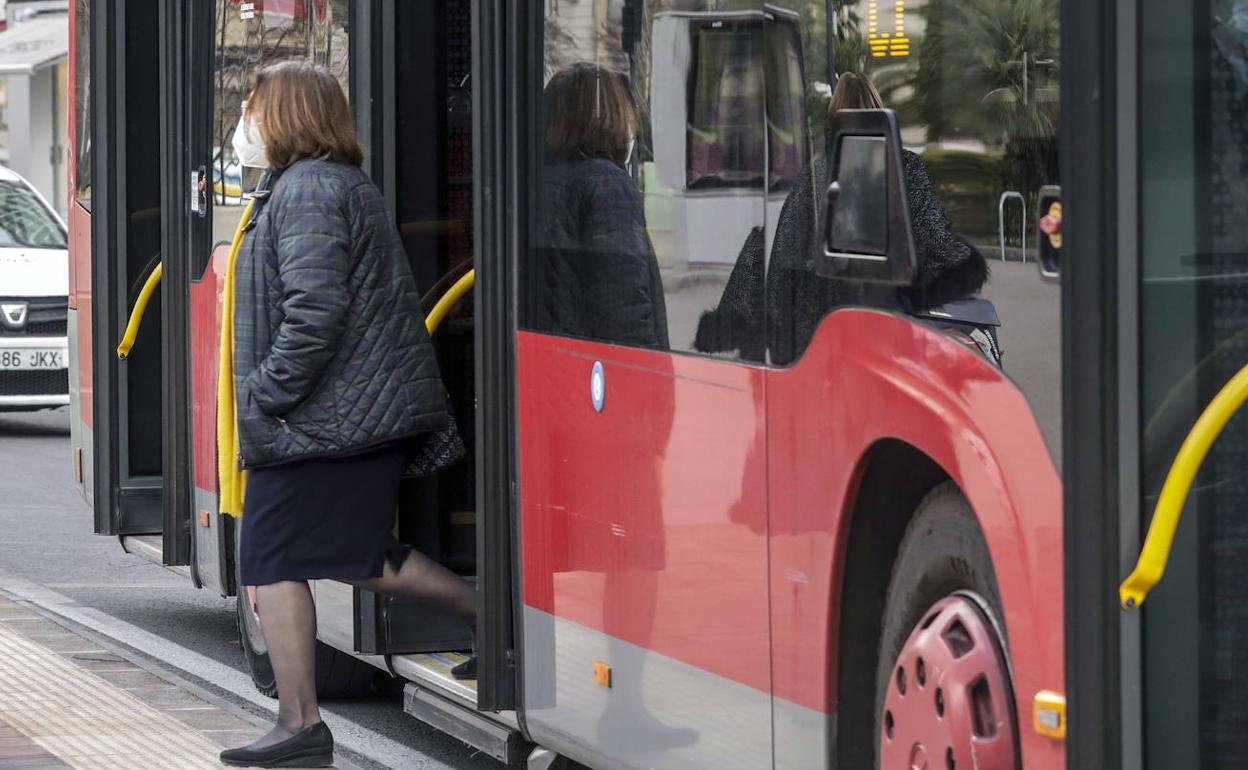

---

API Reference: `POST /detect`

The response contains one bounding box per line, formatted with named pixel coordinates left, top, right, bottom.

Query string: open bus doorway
left=349, top=0, right=479, bottom=663
left=208, top=0, right=488, bottom=705
left=88, top=0, right=166, bottom=543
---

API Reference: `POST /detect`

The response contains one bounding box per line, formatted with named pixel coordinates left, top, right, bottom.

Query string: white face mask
left=626, top=136, right=636, bottom=166
left=232, top=109, right=269, bottom=169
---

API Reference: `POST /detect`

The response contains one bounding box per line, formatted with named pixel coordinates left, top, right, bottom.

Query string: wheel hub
left=881, top=595, right=1017, bottom=770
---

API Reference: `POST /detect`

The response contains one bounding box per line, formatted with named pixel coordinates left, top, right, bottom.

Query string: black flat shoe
left=220, top=721, right=334, bottom=768
left=451, top=656, right=477, bottom=680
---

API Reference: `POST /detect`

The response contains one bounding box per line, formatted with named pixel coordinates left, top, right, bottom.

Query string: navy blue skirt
left=239, top=445, right=413, bottom=586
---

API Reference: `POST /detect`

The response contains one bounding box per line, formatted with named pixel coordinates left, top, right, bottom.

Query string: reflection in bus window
left=73, top=0, right=90, bottom=208
left=761, top=0, right=1062, bottom=459
left=765, top=17, right=807, bottom=189
left=534, top=63, right=669, bottom=349
left=529, top=1, right=770, bottom=359
left=526, top=4, right=813, bottom=361
left=688, top=20, right=765, bottom=189
left=208, top=0, right=349, bottom=264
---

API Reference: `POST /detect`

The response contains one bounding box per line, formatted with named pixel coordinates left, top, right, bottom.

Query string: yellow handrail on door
left=117, top=262, right=164, bottom=359
left=1121, top=361, right=1248, bottom=610
left=426, top=269, right=475, bottom=335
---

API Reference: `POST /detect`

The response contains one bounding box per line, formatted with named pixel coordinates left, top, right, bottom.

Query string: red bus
left=63, top=0, right=1248, bottom=768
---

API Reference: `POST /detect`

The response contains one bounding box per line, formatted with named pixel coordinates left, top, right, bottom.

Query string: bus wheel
left=235, top=581, right=381, bottom=699
left=874, top=482, right=1019, bottom=770
left=236, top=584, right=277, bottom=697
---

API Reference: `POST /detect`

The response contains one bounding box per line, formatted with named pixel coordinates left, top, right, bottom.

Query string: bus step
left=403, top=684, right=529, bottom=766
left=119, top=535, right=191, bottom=579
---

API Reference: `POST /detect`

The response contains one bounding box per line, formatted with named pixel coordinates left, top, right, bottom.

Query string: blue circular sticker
left=590, top=361, right=606, bottom=413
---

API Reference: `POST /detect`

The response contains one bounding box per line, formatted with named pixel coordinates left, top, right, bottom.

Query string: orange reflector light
left=1033, top=690, right=1067, bottom=739
left=593, top=661, right=612, bottom=688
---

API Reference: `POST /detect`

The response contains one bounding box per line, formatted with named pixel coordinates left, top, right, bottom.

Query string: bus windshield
left=0, top=181, right=67, bottom=249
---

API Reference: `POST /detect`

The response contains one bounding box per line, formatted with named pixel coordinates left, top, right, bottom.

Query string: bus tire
left=235, top=584, right=380, bottom=700
left=874, top=482, right=1020, bottom=770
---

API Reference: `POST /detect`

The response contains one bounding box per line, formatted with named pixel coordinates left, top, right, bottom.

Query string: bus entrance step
left=403, top=684, right=528, bottom=766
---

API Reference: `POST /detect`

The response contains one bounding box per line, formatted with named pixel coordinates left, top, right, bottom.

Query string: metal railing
left=998, top=191, right=1028, bottom=263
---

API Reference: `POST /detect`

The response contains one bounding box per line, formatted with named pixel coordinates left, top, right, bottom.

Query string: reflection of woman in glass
left=768, top=72, right=990, bottom=363
left=535, top=63, right=669, bottom=349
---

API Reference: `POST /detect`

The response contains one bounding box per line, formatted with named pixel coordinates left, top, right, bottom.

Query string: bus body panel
left=767, top=308, right=1064, bottom=769
left=192, top=242, right=230, bottom=495
left=187, top=241, right=235, bottom=595
left=67, top=201, right=93, bottom=505
left=517, top=310, right=1065, bottom=769
left=517, top=331, right=773, bottom=768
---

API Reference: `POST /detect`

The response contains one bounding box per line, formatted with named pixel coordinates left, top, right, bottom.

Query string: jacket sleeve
left=579, top=172, right=664, bottom=346
left=902, top=153, right=989, bottom=309
left=244, top=175, right=356, bottom=416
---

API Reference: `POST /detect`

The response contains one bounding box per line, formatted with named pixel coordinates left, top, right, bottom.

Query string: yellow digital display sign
left=867, top=0, right=910, bottom=58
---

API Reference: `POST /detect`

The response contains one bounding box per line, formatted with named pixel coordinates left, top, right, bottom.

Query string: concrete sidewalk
left=0, top=592, right=347, bottom=770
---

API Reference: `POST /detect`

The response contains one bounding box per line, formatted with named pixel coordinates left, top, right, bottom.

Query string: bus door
left=79, top=0, right=166, bottom=543
left=515, top=2, right=774, bottom=767
left=188, top=0, right=483, bottom=676
left=348, top=0, right=481, bottom=669
left=1070, top=1, right=1248, bottom=767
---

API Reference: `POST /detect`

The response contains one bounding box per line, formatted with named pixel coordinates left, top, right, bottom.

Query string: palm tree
left=917, top=0, right=1059, bottom=167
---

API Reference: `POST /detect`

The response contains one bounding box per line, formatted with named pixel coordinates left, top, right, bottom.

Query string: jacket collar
left=243, top=168, right=284, bottom=230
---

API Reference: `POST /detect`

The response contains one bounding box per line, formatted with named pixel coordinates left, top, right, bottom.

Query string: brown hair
left=246, top=60, right=363, bottom=170
left=544, top=63, right=640, bottom=166
left=827, top=71, right=885, bottom=125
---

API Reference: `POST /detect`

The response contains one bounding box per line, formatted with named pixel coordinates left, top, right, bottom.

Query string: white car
left=0, top=166, right=69, bottom=412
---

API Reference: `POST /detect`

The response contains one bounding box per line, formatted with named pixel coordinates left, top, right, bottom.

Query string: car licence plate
left=0, top=348, right=65, bottom=370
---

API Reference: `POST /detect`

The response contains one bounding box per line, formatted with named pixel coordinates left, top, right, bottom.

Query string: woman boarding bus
left=75, top=1, right=1248, bottom=768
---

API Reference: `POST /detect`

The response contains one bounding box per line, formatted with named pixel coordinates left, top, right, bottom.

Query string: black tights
left=245, top=550, right=475, bottom=749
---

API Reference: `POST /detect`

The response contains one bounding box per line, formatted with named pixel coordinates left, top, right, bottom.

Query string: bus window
left=73, top=0, right=89, bottom=209
left=1135, top=1, right=1248, bottom=764
left=526, top=1, right=782, bottom=363
left=767, top=0, right=1063, bottom=460
left=203, top=0, right=349, bottom=277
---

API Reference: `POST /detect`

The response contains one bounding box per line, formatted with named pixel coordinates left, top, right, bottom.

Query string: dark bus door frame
left=322, top=0, right=520, bottom=712
left=90, top=0, right=166, bottom=541
left=1063, top=0, right=1147, bottom=767
left=156, top=0, right=202, bottom=574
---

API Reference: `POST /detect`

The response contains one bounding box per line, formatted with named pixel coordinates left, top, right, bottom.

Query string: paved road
left=0, top=408, right=500, bottom=770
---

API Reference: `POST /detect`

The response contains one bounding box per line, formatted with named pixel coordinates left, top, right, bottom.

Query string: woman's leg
left=346, top=550, right=476, bottom=621
left=249, top=580, right=322, bottom=748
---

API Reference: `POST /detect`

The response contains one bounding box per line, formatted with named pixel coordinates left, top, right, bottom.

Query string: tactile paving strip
left=0, top=623, right=224, bottom=770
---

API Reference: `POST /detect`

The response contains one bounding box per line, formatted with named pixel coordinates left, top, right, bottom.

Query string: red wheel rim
left=880, top=594, right=1017, bottom=770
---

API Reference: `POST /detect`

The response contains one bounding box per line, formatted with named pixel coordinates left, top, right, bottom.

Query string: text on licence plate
left=0, top=349, right=65, bottom=370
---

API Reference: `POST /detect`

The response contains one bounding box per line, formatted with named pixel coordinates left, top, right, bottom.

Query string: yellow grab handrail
left=426, top=268, right=475, bottom=335
left=117, top=262, right=164, bottom=359
left=118, top=254, right=471, bottom=358
left=1121, top=361, right=1248, bottom=609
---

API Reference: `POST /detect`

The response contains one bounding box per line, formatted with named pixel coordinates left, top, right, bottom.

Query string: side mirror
left=1037, top=185, right=1061, bottom=281
left=817, top=109, right=916, bottom=284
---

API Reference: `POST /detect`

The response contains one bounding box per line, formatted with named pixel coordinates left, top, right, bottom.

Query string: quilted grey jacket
left=233, top=159, right=449, bottom=469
